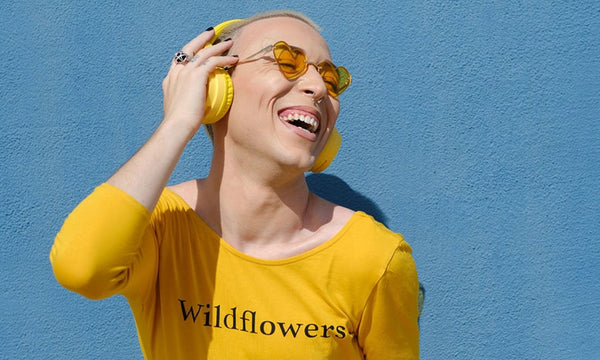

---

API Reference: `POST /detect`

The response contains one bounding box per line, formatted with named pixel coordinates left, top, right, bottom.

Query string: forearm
left=107, top=118, right=194, bottom=211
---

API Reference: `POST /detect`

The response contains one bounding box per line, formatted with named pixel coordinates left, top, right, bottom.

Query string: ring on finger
left=174, top=51, right=192, bottom=64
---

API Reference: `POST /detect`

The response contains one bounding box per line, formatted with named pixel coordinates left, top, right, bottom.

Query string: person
left=50, top=10, right=420, bottom=359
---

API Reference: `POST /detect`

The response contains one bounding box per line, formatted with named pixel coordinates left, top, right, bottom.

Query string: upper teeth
left=282, top=113, right=319, bottom=133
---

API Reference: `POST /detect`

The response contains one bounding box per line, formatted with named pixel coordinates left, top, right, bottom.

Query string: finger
left=167, top=28, right=215, bottom=70
left=181, top=27, right=216, bottom=55
left=188, top=39, right=235, bottom=66
left=193, top=55, right=240, bottom=72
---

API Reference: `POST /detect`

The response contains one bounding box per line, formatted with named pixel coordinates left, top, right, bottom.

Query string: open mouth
left=279, top=110, right=320, bottom=134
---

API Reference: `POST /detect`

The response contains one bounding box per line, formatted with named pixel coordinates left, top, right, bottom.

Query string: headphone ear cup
left=202, top=68, right=234, bottom=124
left=311, top=128, right=341, bottom=173
left=201, top=19, right=243, bottom=124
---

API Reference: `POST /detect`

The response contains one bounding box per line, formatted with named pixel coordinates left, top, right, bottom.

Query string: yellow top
left=50, top=183, right=419, bottom=359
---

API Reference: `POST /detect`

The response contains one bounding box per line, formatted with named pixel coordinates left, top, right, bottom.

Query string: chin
left=277, top=155, right=315, bottom=174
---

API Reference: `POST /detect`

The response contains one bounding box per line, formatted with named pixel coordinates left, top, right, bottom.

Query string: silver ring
left=313, top=96, right=324, bottom=105
left=174, top=51, right=191, bottom=64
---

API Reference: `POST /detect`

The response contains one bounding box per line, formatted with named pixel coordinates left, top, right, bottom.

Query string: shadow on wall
left=306, top=173, right=425, bottom=322
left=306, top=173, right=389, bottom=226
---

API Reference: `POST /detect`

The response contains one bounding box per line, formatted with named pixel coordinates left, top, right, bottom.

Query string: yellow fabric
left=51, top=183, right=419, bottom=359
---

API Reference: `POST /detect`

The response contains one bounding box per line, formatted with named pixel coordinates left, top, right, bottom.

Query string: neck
left=202, top=153, right=318, bottom=250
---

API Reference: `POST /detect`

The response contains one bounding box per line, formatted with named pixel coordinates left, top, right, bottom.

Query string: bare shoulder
left=167, top=179, right=200, bottom=209
left=311, top=193, right=355, bottom=233
left=331, top=203, right=356, bottom=226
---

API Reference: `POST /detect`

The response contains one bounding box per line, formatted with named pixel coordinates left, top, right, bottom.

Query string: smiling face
left=215, top=16, right=341, bottom=174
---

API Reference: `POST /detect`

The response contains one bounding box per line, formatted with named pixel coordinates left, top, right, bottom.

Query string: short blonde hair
left=214, top=10, right=321, bottom=46
left=205, top=10, right=322, bottom=142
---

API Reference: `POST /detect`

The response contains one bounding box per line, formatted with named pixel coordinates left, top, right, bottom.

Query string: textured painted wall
left=1, top=1, right=598, bottom=359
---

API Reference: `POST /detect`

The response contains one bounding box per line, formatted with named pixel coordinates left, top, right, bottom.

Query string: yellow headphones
left=201, top=19, right=341, bottom=173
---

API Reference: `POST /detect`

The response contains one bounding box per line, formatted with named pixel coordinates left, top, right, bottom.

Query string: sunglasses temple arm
left=240, top=44, right=274, bottom=61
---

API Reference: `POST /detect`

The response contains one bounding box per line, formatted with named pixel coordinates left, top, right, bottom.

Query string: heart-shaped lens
left=273, top=42, right=306, bottom=80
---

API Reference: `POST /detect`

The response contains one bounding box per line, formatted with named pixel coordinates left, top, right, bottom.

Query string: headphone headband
left=210, top=19, right=244, bottom=43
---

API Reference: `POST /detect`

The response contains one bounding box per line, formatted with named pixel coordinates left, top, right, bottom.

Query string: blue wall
left=2, top=1, right=598, bottom=358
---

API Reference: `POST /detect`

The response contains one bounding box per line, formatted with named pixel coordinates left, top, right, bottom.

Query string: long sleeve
left=50, top=183, right=158, bottom=300
left=357, top=241, right=420, bottom=359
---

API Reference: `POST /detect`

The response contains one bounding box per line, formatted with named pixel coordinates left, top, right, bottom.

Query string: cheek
left=231, top=65, right=288, bottom=96
left=328, top=101, right=341, bottom=127
left=230, top=74, right=279, bottom=115
left=230, top=73, right=257, bottom=107
left=226, top=70, right=285, bottom=132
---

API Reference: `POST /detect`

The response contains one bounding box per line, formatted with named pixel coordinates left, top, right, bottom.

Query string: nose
left=298, top=63, right=328, bottom=101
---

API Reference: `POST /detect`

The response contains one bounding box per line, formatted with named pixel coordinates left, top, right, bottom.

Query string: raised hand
left=162, top=28, right=238, bottom=135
